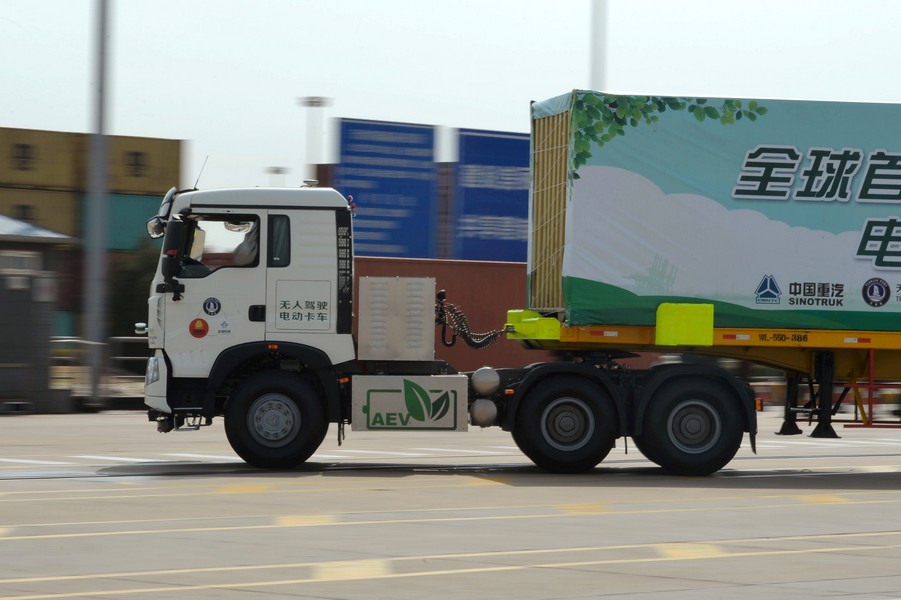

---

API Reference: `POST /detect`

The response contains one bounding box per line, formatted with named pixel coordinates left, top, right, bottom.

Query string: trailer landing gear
left=811, top=352, right=839, bottom=438
left=778, top=351, right=840, bottom=439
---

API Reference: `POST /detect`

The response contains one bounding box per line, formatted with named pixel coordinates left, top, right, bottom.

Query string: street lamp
left=297, top=96, right=332, bottom=181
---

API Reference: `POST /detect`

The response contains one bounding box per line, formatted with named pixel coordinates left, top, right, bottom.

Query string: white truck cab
left=140, top=185, right=471, bottom=469
left=144, top=186, right=356, bottom=411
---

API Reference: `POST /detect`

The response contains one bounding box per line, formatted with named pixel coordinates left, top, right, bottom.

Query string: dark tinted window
left=268, top=215, right=290, bottom=268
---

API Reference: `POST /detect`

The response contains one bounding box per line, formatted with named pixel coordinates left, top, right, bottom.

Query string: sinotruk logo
left=755, top=275, right=782, bottom=304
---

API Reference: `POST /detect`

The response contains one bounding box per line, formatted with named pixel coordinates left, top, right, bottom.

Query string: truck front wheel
left=512, top=376, right=617, bottom=474
left=635, top=379, right=743, bottom=476
left=225, top=371, right=328, bottom=468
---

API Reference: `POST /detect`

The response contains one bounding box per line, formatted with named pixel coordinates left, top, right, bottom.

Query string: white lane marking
left=332, top=450, right=429, bottom=457
left=757, top=441, right=844, bottom=448
left=0, top=458, right=73, bottom=465
left=163, top=453, right=239, bottom=461
left=834, top=439, right=901, bottom=446
left=70, top=455, right=161, bottom=463
left=757, top=439, right=901, bottom=448
left=412, top=447, right=509, bottom=455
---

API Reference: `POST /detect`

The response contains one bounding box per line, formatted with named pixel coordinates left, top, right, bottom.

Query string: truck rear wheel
left=636, top=379, right=743, bottom=475
left=225, top=371, right=328, bottom=468
left=512, top=376, right=617, bottom=474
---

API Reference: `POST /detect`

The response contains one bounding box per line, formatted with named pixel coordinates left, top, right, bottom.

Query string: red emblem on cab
left=189, top=318, right=209, bottom=338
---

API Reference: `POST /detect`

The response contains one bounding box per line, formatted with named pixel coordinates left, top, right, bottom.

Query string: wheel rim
left=667, top=399, right=721, bottom=454
left=540, top=397, right=595, bottom=452
left=247, top=393, right=301, bottom=448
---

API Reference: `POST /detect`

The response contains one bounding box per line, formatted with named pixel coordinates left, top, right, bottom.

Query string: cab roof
left=173, top=187, right=350, bottom=211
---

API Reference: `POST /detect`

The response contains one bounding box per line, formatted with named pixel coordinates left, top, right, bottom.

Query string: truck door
left=264, top=208, right=355, bottom=365
left=162, top=211, right=267, bottom=379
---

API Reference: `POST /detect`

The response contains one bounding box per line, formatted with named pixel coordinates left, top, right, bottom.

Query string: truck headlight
left=145, top=357, right=160, bottom=386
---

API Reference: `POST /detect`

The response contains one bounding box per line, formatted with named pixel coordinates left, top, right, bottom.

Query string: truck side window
left=178, top=216, right=259, bottom=277
left=268, top=215, right=290, bottom=268
left=232, top=222, right=259, bottom=266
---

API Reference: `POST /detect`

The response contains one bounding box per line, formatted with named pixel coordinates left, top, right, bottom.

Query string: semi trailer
left=137, top=91, right=901, bottom=475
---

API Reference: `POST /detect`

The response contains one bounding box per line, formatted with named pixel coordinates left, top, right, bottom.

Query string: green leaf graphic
left=569, top=93, right=768, bottom=176
left=431, top=391, right=450, bottom=421
left=403, top=380, right=430, bottom=422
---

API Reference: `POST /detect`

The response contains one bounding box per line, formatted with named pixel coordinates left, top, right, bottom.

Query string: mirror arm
left=155, top=279, right=185, bottom=301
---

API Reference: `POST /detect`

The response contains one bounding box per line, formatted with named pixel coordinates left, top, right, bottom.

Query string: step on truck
left=137, top=91, right=901, bottom=475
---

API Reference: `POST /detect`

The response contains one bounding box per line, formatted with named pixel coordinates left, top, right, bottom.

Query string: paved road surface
left=1, top=410, right=900, bottom=599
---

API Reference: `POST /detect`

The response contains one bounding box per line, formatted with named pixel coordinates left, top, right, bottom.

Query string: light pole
left=590, top=0, right=608, bottom=90
left=85, top=0, right=109, bottom=407
left=297, top=96, right=331, bottom=181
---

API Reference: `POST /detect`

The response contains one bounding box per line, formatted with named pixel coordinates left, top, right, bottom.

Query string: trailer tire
left=225, top=371, right=328, bottom=469
left=638, top=379, right=743, bottom=476
left=512, top=376, right=617, bottom=474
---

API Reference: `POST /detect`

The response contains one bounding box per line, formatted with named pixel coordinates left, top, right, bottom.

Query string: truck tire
left=225, top=371, right=328, bottom=468
left=512, top=376, right=617, bottom=474
left=637, top=379, right=743, bottom=475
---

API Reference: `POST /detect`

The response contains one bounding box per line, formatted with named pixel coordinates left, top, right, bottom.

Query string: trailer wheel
left=512, top=376, right=617, bottom=474
left=225, top=371, right=327, bottom=468
left=639, top=379, right=743, bottom=475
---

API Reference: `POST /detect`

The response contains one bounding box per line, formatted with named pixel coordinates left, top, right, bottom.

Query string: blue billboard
left=336, top=119, right=437, bottom=258
left=453, top=129, right=529, bottom=261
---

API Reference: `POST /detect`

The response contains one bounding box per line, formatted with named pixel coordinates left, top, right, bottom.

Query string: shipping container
left=529, top=91, right=901, bottom=333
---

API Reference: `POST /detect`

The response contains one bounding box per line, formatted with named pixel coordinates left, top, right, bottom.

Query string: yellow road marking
left=312, top=559, right=390, bottom=580
left=558, top=503, right=611, bottom=515
left=0, top=479, right=500, bottom=503
left=797, top=494, right=850, bottom=504
left=4, top=488, right=900, bottom=529
left=465, top=476, right=509, bottom=486
left=2, top=530, right=901, bottom=586
left=656, top=543, right=726, bottom=560
left=3, top=480, right=900, bottom=503
left=1, top=499, right=898, bottom=542
left=216, top=483, right=273, bottom=494
left=3, top=541, right=901, bottom=599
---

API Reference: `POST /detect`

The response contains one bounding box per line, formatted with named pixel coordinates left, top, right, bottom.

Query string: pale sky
left=3, top=0, right=901, bottom=190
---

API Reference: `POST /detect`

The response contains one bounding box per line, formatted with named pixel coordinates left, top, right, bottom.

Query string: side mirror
left=158, top=218, right=187, bottom=300
left=160, top=219, right=186, bottom=281
left=161, top=254, right=178, bottom=281
left=146, top=216, right=165, bottom=239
